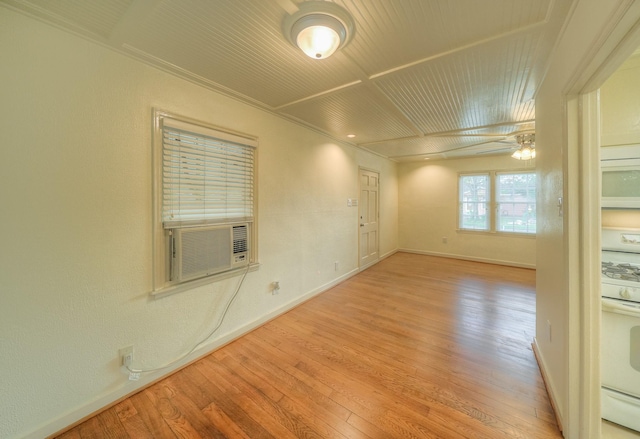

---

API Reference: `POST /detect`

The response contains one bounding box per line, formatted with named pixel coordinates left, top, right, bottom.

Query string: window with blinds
left=161, top=119, right=256, bottom=228
left=152, top=111, right=258, bottom=295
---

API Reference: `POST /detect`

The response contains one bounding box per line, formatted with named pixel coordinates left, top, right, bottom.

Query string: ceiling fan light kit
left=284, top=1, right=355, bottom=59
left=512, top=133, right=536, bottom=160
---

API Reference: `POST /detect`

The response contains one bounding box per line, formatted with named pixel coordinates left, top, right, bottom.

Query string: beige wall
left=0, top=9, right=398, bottom=438
left=601, top=51, right=640, bottom=147
left=398, top=155, right=536, bottom=267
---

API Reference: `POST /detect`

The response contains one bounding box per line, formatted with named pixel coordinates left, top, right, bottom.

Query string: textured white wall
left=398, top=155, right=536, bottom=268
left=0, top=9, right=398, bottom=438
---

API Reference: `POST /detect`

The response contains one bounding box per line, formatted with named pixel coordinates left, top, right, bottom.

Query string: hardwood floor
left=56, top=253, right=561, bottom=438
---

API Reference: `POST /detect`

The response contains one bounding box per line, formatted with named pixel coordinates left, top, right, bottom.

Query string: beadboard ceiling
left=2, top=0, right=573, bottom=161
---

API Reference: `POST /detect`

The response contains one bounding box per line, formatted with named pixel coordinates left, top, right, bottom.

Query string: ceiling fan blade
left=475, top=147, right=514, bottom=155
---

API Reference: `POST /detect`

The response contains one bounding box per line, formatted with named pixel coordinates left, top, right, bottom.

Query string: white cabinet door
left=601, top=298, right=640, bottom=398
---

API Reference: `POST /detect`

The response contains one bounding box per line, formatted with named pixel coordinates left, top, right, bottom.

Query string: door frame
left=565, top=7, right=640, bottom=437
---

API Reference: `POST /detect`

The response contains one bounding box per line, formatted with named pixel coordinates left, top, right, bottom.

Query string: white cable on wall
left=125, top=265, right=250, bottom=379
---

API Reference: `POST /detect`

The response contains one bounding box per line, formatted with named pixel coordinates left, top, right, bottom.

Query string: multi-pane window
left=496, top=173, right=536, bottom=234
left=459, top=174, right=490, bottom=231
left=458, top=171, right=536, bottom=235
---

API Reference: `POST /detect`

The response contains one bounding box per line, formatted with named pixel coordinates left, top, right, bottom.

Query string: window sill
left=457, top=229, right=536, bottom=238
left=151, top=262, right=260, bottom=299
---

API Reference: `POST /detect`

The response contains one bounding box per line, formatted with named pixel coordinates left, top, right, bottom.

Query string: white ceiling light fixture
left=512, top=133, right=536, bottom=160
left=283, top=1, right=355, bottom=60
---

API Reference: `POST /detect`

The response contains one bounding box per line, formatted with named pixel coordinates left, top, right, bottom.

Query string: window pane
left=459, top=174, right=489, bottom=230
left=497, top=173, right=536, bottom=234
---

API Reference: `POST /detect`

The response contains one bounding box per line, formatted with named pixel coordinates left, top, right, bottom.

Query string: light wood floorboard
left=56, top=253, right=561, bottom=438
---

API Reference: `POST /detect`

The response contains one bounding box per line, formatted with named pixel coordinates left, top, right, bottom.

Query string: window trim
left=151, top=109, right=259, bottom=296
left=457, top=169, right=536, bottom=237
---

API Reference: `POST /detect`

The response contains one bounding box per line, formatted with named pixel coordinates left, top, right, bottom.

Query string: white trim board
left=533, top=337, right=564, bottom=433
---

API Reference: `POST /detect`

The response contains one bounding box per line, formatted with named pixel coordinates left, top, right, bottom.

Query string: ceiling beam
left=358, top=119, right=535, bottom=147
left=369, top=20, right=548, bottom=80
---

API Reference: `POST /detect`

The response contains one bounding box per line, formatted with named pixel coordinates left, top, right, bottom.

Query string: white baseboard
left=399, top=248, right=536, bottom=270
left=31, top=267, right=363, bottom=439
left=379, top=248, right=398, bottom=261
left=359, top=249, right=399, bottom=272
left=532, top=337, right=564, bottom=432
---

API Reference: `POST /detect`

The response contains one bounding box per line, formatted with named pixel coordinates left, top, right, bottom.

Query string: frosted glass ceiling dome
left=283, top=1, right=355, bottom=60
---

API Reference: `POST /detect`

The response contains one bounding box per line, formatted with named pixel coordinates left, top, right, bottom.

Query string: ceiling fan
left=473, top=130, right=536, bottom=155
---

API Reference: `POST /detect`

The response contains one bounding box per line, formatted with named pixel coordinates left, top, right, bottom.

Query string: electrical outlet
left=119, top=345, right=134, bottom=367
left=335, top=261, right=339, bottom=271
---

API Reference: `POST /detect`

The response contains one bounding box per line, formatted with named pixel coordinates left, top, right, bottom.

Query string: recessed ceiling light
left=347, top=134, right=356, bottom=138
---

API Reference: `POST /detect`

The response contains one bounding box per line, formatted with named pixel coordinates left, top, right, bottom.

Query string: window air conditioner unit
left=171, top=223, right=250, bottom=282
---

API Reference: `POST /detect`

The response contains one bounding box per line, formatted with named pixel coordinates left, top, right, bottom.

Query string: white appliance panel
left=602, top=387, right=640, bottom=433
left=602, top=282, right=640, bottom=302
left=601, top=145, right=640, bottom=209
left=601, top=228, right=640, bottom=253
left=601, top=229, right=640, bottom=433
left=601, top=298, right=640, bottom=399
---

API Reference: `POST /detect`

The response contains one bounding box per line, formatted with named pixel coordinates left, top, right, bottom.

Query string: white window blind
left=162, top=119, right=256, bottom=229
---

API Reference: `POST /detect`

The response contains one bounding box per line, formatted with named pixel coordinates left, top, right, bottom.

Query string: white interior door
left=359, top=169, right=379, bottom=268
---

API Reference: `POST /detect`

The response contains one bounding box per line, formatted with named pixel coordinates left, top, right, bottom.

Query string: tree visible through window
left=459, top=174, right=489, bottom=230
left=497, top=173, right=536, bottom=234
left=458, top=171, right=536, bottom=234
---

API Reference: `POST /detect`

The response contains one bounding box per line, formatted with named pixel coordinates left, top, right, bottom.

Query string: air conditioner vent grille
left=233, top=225, right=248, bottom=254
left=179, top=227, right=230, bottom=281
